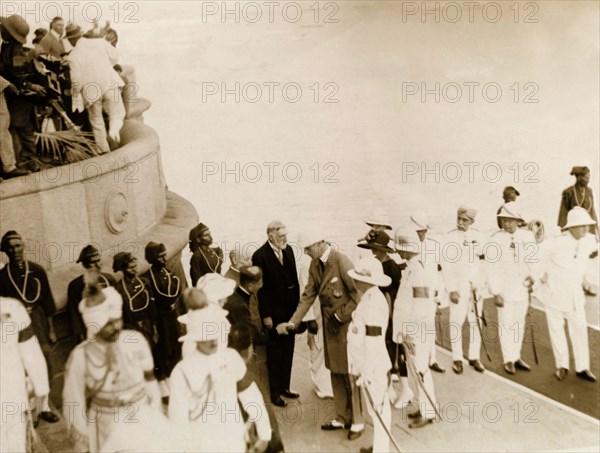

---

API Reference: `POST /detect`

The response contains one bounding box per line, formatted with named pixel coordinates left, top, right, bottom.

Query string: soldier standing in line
left=189, top=223, right=224, bottom=286
left=112, top=252, right=158, bottom=348
left=67, top=245, right=116, bottom=344
left=485, top=202, right=542, bottom=375
left=538, top=207, right=598, bottom=382
left=393, top=228, right=439, bottom=429
left=142, top=242, right=184, bottom=402
left=558, top=166, right=597, bottom=237
left=347, top=256, right=393, bottom=453
left=0, top=230, right=59, bottom=423
left=443, top=206, right=486, bottom=374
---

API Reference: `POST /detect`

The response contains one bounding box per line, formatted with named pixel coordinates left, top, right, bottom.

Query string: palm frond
left=35, top=130, right=103, bottom=164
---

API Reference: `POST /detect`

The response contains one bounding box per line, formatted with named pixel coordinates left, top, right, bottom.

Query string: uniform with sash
left=393, top=253, right=438, bottom=419
left=348, top=286, right=391, bottom=452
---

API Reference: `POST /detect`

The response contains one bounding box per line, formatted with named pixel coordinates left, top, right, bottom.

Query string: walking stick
left=403, top=338, right=442, bottom=420
left=435, top=305, right=445, bottom=348
left=527, top=287, right=539, bottom=365
left=362, top=383, right=402, bottom=453
left=471, top=288, right=492, bottom=362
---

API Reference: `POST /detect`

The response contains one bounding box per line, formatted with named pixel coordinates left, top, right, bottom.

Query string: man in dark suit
left=67, top=245, right=116, bottom=344
left=252, top=221, right=300, bottom=407
left=285, top=230, right=364, bottom=440
left=224, top=266, right=284, bottom=453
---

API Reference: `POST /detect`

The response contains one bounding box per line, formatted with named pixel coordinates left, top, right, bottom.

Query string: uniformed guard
left=485, top=202, right=542, bottom=375
left=62, top=283, right=163, bottom=452
left=188, top=223, right=224, bottom=286
left=1, top=296, right=51, bottom=452
left=410, top=213, right=445, bottom=374
left=393, top=228, right=439, bottom=428
left=0, top=230, right=59, bottom=423
left=443, top=206, right=485, bottom=374
left=67, top=245, right=116, bottom=344
left=169, top=291, right=272, bottom=452
left=537, top=207, right=598, bottom=382
left=347, top=256, right=393, bottom=453
left=558, top=166, right=597, bottom=237
left=142, top=242, right=184, bottom=401
left=112, top=252, right=158, bottom=347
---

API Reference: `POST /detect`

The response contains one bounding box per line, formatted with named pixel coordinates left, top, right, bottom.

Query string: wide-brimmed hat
left=0, top=15, right=29, bottom=44
left=298, top=229, right=325, bottom=249
left=64, top=23, right=82, bottom=40
left=394, top=227, right=421, bottom=254
left=364, top=208, right=392, bottom=230
left=497, top=202, right=524, bottom=221
left=357, top=230, right=394, bottom=253
left=196, top=273, right=236, bottom=302
left=563, top=207, right=597, bottom=230
left=348, top=256, right=391, bottom=287
left=410, top=212, right=430, bottom=232
left=178, top=304, right=229, bottom=343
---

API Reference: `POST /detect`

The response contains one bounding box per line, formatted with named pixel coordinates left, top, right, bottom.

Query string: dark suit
left=66, top=272, right=116, bottom=343
left=252, top=242, right=299, bottom=400
left=225, top=287, right=284, bottom=453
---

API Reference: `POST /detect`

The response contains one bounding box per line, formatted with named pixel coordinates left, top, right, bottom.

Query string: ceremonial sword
left=361, top=383, right=402, bottom=453
left=471, top=288, right=492, bottom=362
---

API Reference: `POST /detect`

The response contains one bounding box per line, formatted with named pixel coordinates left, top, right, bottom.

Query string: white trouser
left=449, top=290, right=482, bottom=361
left=87, top=90, right=125, bottom=153
left=308, top=315, right=333, bottom=397
left=401, top=300, right=437, bottom=419
left=545, top=305, right=590, bottom=372
left=430, top=301, right=439, bottom=364
left=497, top=298, right=528, bottom=363
left=362, top=379, right=391, bottom=453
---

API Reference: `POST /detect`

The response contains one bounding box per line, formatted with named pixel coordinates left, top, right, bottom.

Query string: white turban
left=79, top=286, right=123, bottom=338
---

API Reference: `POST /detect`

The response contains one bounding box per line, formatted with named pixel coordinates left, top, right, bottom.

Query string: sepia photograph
left=0, top=1, right=598, bottom=452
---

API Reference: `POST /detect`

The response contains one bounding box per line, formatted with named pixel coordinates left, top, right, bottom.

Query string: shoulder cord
left=7, top=261, right=41, bottom=304
left=122, top=277, right=150, bottom=312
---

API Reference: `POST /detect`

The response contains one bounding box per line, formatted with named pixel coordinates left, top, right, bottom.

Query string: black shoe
left=429, top=362, right=445, bottom=373
left=555, top=368, right=568, bottom=381
left=360, top=447, right=373, bottom=453
left=576, top=370, right=597, bottom=382
left=3, top=168, right=31, bottom=179
left=504, top=362, right=515, bottom=375
left=409, top=416, right=434, bottom=429
left=271, top=396, right=288, bottom=407
left=161, top=396, right=170, bottom=405
left=452, top=361, right=463, bottom=374
left=39, top=411, right=60, bottom=423
left=469, top=359, right=485, bottom=373
left=347, top=430, right=363, bottom=441
left=515, top=359, right=531, bottom=371
left=407, top=410, right=421, bottom=419
left=281, top=389, right=299, bottom=399
left=321, top=420, right=344, bottom=431
left=584, top=287, right=597, bottom=297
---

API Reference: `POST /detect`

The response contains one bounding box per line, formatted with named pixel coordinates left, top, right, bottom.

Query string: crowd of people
left=0, top=14, right=126, bottom=181
left=0, top=165, right=598, bottom=453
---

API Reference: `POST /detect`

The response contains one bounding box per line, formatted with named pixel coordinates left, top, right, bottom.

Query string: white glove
left=72, top=92, right=85, bottom=112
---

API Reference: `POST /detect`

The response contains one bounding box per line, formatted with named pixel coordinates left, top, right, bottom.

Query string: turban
left=503, top=186, right=520, bottom=197
left=571, top=166, right=590, bottom=176
left=189, top=223, right=209, bottom=242
left=457, top=206, right=477, bottom=222
left=196, top=273, right=236, bottom=304
left=178, top=303, right=230, bottom=343
left=77, top=245, right=101, bottom=265
left=112, top=252, right=134, bottom=272
left=145, top=241, right=166, bottom=263
left=79, top=286, right=123, bottom=338
left=0, top=230, right=22, bottom=252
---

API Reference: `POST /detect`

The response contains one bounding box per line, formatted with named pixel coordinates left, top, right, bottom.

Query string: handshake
left=274, top=321, right=319, bottom=335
